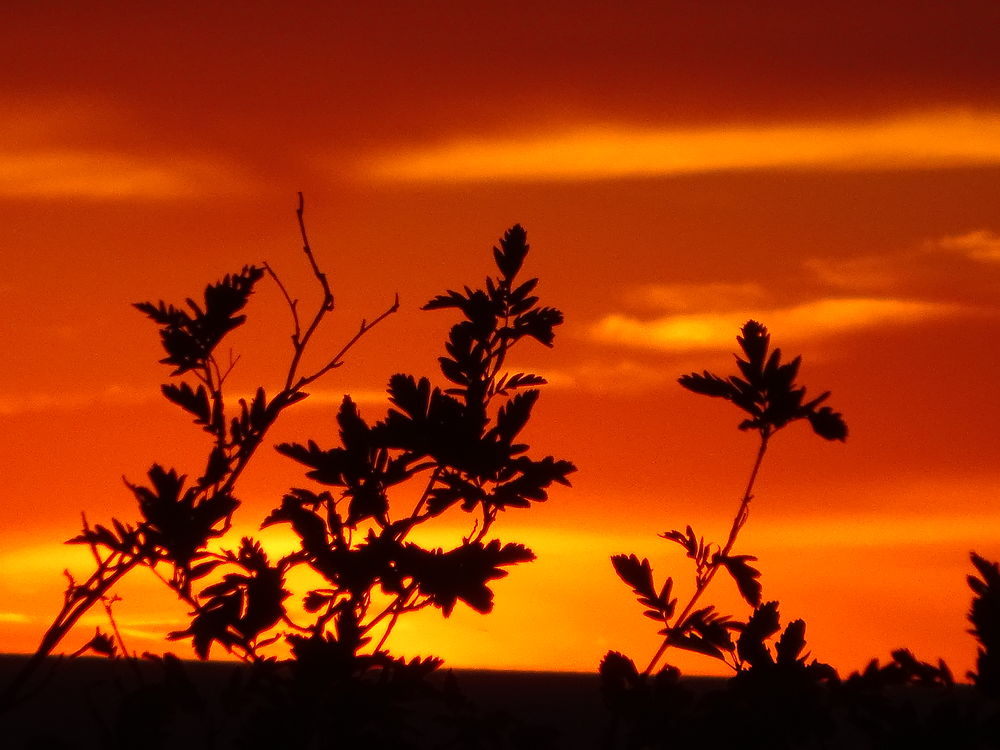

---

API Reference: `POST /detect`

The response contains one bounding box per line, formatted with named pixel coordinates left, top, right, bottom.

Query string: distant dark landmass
left=3, top=654, right=715, bottom=748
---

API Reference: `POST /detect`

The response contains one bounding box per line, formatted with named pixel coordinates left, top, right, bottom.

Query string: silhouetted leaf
left=161, top=382, right=212, bottom=426
left=613, top=554, right=678, bottom=623
left=668, top=632, right=725, bottom=660
left=488, top=455, right=575, bottom=510
left=661, top=526, right=699, bottom=560
left=261, top=492, right=329, bottom=556
left=492, top=224, right=529, bottom=280
left=85, top=628, right=116, bottom=657
left=737, top=601, right=781, bottom=668
left=678, top=371, right=739, bottom=400
left=612, top=554, right=656, bottom=601
left=422, top=289, right=468, bottom=312
left=776, top=618, right=808, bottom=665
left=495, top=372, right=546, bottom=394
left=968, top=552, right=1000, bottom=695
left=136, top=265, right=263, bottom=375
left=405, top=540, right=535, bottom=616
left=198, top=445, right=230, bottom=488
left=679, top=320, right=848, bottom=443
left=493, top=390, right=539, bottom=444
left=512, top=307, right=563, bottom=347
left=808, top=405, right=848, bottom=441
left=599, top=650, right=643, bottom=708
left=688, top=607, right=736, bottom=652
left=425, top=472, right=486, bottom=514
left=718, top=554, right=763, bottom=607
left=737, top=320, right=770, bottom=368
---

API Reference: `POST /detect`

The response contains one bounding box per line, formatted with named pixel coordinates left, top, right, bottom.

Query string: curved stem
left=643, top=433, right=770, bottom=676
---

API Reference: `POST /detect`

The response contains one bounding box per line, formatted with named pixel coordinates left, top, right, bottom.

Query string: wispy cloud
left=626, top=282, right=767, bottom=312
left=0, top=97, right=250, bottom=199
left=0, top=384, right=151, bottom=415
left=543, top=360, right=678, bottom=394
left=591, top=297, right=961, bottom=352
left=803, top=228, right=1000, bottom=296
left=801, top=256, right=900, bottom=292
left=0, top=150, right=249, bottom=200
left=366, top=110, right=1000, bottom=182
left=930, top=229, right=1000, bottom=262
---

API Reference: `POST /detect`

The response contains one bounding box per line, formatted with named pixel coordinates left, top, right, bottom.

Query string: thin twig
left=296, top=192, right=333, bottom=310
left=294, top=293, right=399, bottom=390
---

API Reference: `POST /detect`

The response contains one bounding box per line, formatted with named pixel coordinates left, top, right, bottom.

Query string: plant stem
left=0, top=556, right=139, bottom=712
left=643, top=433, right=770, bottom=676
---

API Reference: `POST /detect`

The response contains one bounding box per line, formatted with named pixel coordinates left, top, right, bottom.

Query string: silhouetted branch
left=1, top=196, right=396, bottom=713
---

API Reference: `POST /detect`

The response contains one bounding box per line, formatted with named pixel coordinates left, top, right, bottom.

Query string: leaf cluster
left=260, top=225, right=574, bottom=666
left=968, top=551, right=1000, bottom=697
left=67, top=270, right=279, bottom=611
left=134, top=266, right=264, bottom=376
left=613, top=529, right=765, bottom=666
left=679, top=319, right=847, bottom=441
left=35, top=205, right=399, bottom=697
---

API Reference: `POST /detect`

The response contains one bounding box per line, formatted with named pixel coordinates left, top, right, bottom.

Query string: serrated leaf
left=775, top=618, right=808, bottom=665
left=718, top=554, right=763, bottom=607
left=612, top=554, right=657, bottom=602
left=808, top=405, right=848, bottom=441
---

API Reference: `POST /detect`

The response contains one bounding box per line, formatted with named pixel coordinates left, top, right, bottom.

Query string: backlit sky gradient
left=2, top=2, right=999, bottom=676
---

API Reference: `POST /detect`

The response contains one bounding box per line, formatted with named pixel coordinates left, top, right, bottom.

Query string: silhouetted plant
left=153, top=223, right=573, bottom=669
left=0, top=194, right=397, bottom=711
left=602, top=320, right=847, bottom=749
left=969, top=552, right=1000, bottom=699
left=3, top=216, right=572, bottom=749
left=601, top=323, right=1000, bottom=749
left=608, top=320, right=846, bottom=679
left=218, top=223, right=574, bottom=745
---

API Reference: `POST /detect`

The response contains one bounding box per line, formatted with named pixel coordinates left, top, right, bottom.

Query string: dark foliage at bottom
left=601, top=564, right=1000, bottom=750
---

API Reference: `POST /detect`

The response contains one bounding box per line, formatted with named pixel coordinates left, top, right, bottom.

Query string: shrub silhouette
left=1, top=207, right=573, bottom=748
left=607, top=320, right=846, bottom=679
left=7, top=211, right=1000, bottom=748
left=601, top=321, right=1000, bottom=749
left=969, top=552, right=1000, bottom=699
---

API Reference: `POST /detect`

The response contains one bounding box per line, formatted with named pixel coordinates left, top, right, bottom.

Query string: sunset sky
left=2, top=2, right=1000, bottom=677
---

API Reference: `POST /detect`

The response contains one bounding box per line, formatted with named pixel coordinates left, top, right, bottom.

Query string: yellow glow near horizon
left=367, top=110, right=1000, bottom=182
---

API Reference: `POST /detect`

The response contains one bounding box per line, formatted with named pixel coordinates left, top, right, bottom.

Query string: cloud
left=930, top=229, right=1000, bottom=262
left=803, top=228, right=1000, bottom=298
left=365, top=110, right=1000, bottom=182
left=591, top=297, right=962, bottom=352
left=0, top=384, right=151, bottom=415
left=0, top=149, right=249, bottom=199
left=626, top=282, right=767, bottom=312
left=543, top=360, right=678, bottom=394
left=801, top=256, right=900, bottom=293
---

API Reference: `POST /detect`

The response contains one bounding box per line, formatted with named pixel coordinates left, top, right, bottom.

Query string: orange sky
left=2, top=2, right=1000, bottom=677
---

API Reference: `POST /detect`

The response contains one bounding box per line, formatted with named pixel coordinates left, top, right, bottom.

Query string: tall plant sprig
left=610, top=320, right=847, bottom=677
left=262, top=224, right=575, bottom=670
left=1, top=195, right=397, bottom=710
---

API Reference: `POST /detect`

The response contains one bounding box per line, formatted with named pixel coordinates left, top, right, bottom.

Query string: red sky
left=1, top=1, right=999, bottom=676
